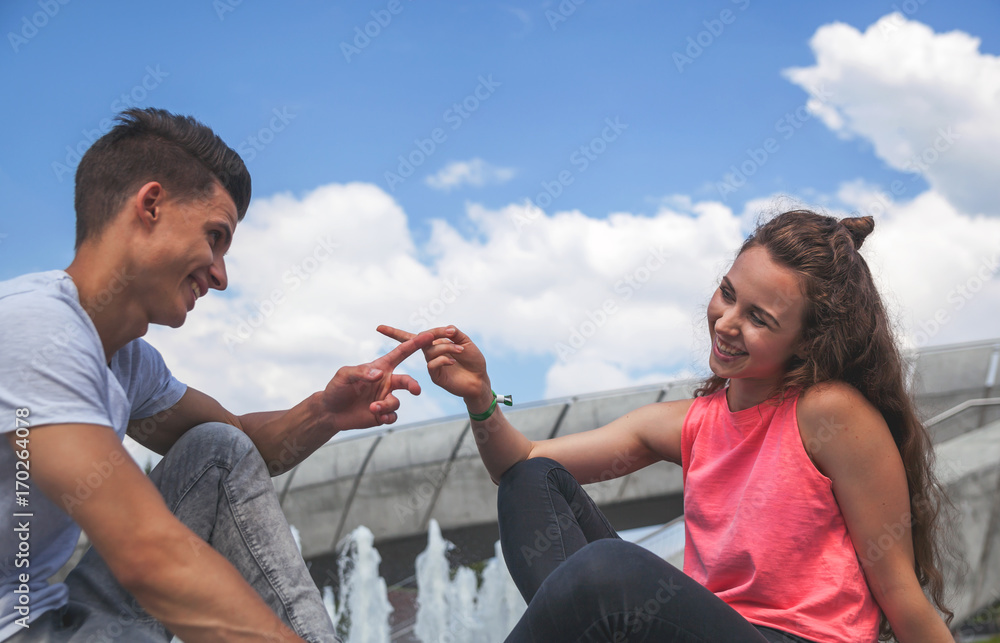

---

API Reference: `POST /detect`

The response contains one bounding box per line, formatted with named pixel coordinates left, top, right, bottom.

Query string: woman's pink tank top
left=680, top=388, right=881, bottom=642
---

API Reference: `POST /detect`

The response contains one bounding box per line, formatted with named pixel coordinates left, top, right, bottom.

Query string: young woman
left=379, top=210, right=955, bottom=642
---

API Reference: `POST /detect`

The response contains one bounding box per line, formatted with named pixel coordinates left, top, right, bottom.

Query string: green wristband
left=469, top=391, right=513, bottom=421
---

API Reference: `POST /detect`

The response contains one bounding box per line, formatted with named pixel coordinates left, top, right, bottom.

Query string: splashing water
left=324, top=519, right=526, bottom=643
left=328, top=526, right=394, bottom=643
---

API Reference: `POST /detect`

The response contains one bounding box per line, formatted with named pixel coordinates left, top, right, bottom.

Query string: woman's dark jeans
left=498, top=457, right=816, bottom=643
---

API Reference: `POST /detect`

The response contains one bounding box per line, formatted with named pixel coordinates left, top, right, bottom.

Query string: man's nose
left=209, top=256, right=228, bottom=291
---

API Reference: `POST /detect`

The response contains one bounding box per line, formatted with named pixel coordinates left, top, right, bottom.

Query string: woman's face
left=706, top=245, right=807, bottom=387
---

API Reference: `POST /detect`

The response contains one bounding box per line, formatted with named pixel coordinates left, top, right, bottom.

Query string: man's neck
left=65, top=248, right=146, bottom=363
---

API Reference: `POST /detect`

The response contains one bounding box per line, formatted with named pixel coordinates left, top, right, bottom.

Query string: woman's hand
left=377, top=325, right=492, bottom=411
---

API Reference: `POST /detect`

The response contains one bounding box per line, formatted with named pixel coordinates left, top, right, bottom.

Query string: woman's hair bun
left=840, top=215, right=875, bottom=250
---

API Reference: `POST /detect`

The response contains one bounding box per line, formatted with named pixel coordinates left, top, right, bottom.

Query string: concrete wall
left=277, top=338, right=1000, bottom=568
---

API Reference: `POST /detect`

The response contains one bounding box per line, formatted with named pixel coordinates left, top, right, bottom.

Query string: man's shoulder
left=0, top=270, right=102, bottom=372
left=0, top=270, right=82, bottom=319
left=0, top=269, right=72, bottom=297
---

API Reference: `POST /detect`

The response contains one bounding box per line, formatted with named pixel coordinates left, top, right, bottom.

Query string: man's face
left=138, top=182, right=238, bottom=328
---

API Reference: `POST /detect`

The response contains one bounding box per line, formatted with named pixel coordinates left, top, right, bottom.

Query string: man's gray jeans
left=7, top=422, right=340, bottom=642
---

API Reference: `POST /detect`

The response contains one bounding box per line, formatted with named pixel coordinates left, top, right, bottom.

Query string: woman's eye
left=749, top=312, right=766, bottom=327
left=720, top=287, right=734, bottom=301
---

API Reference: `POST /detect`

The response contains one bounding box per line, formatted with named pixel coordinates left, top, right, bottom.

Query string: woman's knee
left=499, top=457, right=565, bottom=495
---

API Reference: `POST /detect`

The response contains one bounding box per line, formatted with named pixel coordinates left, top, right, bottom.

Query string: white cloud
left=144, top=180, right=999, bottom=424
left=783, top=13, right=1000, bottom=216
left=145, top=184, right=743, bottom=416
left=832, top=183, right=1000, bottom=351
left=424, top=158, right=516, bottom=191
left=141, top=14, right=1000, bottom=423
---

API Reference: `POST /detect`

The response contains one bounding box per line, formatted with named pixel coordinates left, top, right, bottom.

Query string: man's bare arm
left=129, top=330, right=436, bottom=475
left=12, top=424, right=303, bottom=642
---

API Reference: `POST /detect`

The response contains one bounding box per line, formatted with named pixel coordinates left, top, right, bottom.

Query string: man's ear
left=134, top=181, right=164, bottom=230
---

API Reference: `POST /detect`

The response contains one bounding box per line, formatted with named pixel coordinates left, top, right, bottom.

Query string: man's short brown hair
left=74, top=108, right=251, bottom=250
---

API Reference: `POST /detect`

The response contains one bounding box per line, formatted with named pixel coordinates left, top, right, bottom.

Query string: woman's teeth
left=192, top=282, right=201, bottom=298
left=716, top=337, right=746, bottom=356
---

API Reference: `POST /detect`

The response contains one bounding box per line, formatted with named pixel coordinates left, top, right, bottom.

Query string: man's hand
left=376, top=325, right=492, bottom=411
left=319, top=329, right=437, bottom=430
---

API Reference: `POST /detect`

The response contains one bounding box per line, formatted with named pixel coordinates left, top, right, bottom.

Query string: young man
left=0, top=108, right=431, bottom=642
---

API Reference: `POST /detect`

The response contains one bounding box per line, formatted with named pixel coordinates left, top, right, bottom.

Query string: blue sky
left=2, top=1, right=999, bottom=424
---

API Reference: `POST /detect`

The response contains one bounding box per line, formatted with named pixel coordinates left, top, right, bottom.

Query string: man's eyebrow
left=722, top=276, right=781, bottom=328
left=210, top=218, right=234, bottom=247
left=222, top=221, right=233, bottom=244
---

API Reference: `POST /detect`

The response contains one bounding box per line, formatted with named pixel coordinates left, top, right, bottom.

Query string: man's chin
left=154, top=309, right=188, bottom=329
